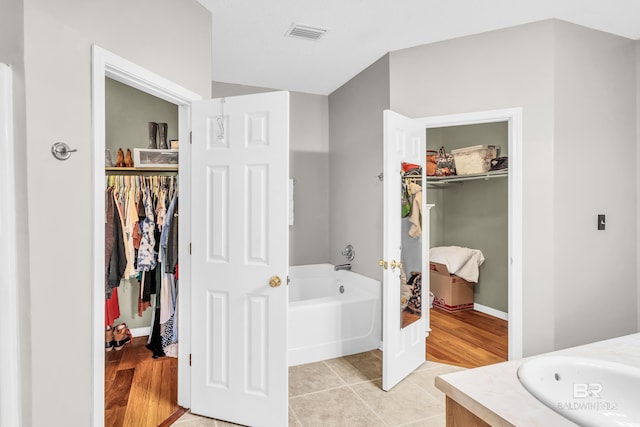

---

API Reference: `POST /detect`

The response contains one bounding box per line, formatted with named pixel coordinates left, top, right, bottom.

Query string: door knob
left=269, top=276, right=282, bottom=288
left=390, top=260, right=402, bottom=270
left=378, top=259, right=388, bottom=269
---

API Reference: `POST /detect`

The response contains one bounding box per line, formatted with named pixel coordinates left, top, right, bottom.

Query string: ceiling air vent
left=285, top=23, right=328, bottom=41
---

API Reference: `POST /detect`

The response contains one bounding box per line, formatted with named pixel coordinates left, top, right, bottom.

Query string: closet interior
left=423, top=121, right=509, bottom=366
left=104, top=77, right=183, bottom=426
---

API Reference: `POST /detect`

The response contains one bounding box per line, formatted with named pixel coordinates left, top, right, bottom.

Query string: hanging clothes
left=105, top=287, right=121, bottom=327
left=105, top=174, right=179, bottom=358
left=137, top=185, right=157, bottom=272
left=165, top=194, right=179, bottom=274
left=158, top=189, right=179, bottom=356
left=105, top=187, right=126, bottom=299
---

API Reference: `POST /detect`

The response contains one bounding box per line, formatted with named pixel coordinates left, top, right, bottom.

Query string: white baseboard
left=474, top=303, right=508, bottom=321
left=129, top=327, right=150, bottom=338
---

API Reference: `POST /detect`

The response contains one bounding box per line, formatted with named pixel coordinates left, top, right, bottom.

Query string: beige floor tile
left=172, top=411, right=247, bottom=426
left=172, top=412, right=218, bottom=425
left=350, top=379, right=444, bottom=426
left=289, top=405, right=303, bottom=427
left=171, top=415, right=218, bottom=426
left=402, top=414, right=446, bottom=427
left=289, top=385, right=385, bottom=427
left=174, top=353, right=454, bottom=426
left=408, top=364, right=465, bottom=401
left=415, top=360, right=457, bottom=371
left=214, top=419, right=247, bottom=426
left=324, top=351, right=382, bottom=384
left=419, top=363, right=465, bottom=375
left=368, top=349, right=383, bottom=359
left=289, top=361, right=345, bottom=397
left=173, top=411, right=202, bottom=423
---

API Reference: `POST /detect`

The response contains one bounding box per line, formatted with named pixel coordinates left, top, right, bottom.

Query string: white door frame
left=417, top=108, right=523, bottom=361
left=0, top=63, right=23, bottom=427
left=91, top=46, right=201, bottom=426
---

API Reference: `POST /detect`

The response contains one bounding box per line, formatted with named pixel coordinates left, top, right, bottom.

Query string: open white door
left=382, top=110, right=427, bottom=391
left=190, top=92, right=289, bottom=426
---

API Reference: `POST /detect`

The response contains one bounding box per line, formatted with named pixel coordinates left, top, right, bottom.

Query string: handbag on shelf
left=490, top=156, right=508, bottom=171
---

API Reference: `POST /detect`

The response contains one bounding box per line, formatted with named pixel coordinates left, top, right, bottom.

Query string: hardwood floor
left=426, top=307, right=508, bottom=368
left=105, top=336, right=186, bottom=427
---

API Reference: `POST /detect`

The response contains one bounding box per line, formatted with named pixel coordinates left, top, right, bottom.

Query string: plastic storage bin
left=133, top=148, right=179, bottom=168
left=451, top=145, right=497, bottom=175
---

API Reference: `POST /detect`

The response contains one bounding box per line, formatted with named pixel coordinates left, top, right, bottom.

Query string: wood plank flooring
left=105, top=336, right=185, bottom=427
left=426, top=307, right=508, bottom=368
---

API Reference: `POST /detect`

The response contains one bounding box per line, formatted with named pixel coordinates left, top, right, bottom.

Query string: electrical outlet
left=597, top=214, right=605, bottom=230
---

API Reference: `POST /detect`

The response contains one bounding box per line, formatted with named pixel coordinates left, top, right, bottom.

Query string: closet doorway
left=93, top=48, right=291, bottom=427
left=418, top=109, right=523, bottom=363
left=103, top=77, right=182, bottom=426
left=92, top=46, right=200, bottom=427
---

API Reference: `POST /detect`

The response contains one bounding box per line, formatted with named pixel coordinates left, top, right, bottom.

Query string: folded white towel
left=429, top=246, right=485, bottom=283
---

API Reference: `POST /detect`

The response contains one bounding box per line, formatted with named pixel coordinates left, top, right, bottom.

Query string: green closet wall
left=427, top=122, right=508, bottom=313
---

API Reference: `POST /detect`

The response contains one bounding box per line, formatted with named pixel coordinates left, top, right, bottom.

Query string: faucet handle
left=341, top=244, right=355, bottom=261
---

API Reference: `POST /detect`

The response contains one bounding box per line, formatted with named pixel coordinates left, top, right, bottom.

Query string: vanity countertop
left=435, top=333, right=640, bottom=426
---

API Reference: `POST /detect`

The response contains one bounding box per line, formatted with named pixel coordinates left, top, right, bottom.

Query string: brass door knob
left=390, top=260, right=403, bottom=270
left=378, top=259, right=388, bottom=269
left=269, top=276, right=282, bottom=288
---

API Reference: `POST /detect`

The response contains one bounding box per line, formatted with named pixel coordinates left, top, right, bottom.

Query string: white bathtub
left=288, top=264, right=381, bottom=366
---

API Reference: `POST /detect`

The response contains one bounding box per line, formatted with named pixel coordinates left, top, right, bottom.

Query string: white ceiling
left=199, top=0, right=640, bottom=95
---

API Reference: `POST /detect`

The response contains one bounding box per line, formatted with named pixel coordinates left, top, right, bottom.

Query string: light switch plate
left=598, top=214, right=605, bottom=230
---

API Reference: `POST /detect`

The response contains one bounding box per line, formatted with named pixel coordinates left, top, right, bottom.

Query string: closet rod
left=105, top=168, right=178, bottom=176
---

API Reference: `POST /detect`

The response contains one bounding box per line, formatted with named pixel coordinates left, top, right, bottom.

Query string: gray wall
left=0, top=0, right=31, bottom=423
left=105, top=78, right=178, bottom=329
left=212, top=81, right=331, bottom=266
left=427, top=122, right=509, bottom=313
left=391, top=21, right=556, bottom=355
left=288, top=93, right=330, bottom=265
left=23, top=1, right=211, bottom=424
left=328, top=55, right=390, bottom=280
left=389, top=19, right=638, bottom=356
left=106, top=78, right=179, bottom=155
left=552, top=23, right=637, bottom=348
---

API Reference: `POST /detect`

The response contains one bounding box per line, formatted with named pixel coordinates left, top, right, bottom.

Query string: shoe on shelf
left=124, top=148, right=134, bottom=167
left=105, top=325, right=115, bottom=352
left=115, top=148, right=125, bottom=167
left=113, top=323, right=132, bottom=351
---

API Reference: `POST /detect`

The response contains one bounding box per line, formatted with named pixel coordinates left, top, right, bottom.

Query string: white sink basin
left=517, top=356, right=640, bottom=427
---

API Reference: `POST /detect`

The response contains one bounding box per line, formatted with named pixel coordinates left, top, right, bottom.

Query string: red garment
left=138, top=295, right=151, bottom=317
left=105, top=287, right=120, bottom=327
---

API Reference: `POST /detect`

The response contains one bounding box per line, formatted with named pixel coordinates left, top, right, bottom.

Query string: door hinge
left=189, top=354, right=192, bottom=366
left=189, top=131, right=192, bottom=144
left=190, top=242, right=192, bottom=254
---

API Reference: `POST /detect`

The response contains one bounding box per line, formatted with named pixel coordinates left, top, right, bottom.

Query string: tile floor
left=172, top=350, right=464, bottom=426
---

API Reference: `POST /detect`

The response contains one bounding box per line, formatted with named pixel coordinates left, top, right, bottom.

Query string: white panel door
left=191, top=92, right=289, bottom=426
left=382, top=110, right=427, bottom=391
